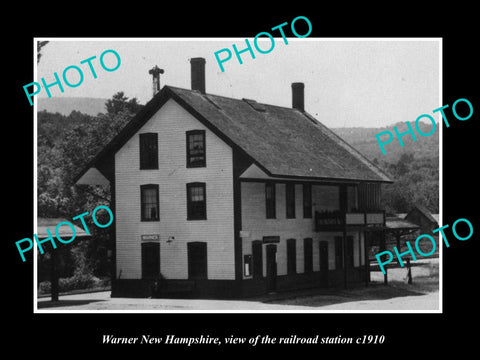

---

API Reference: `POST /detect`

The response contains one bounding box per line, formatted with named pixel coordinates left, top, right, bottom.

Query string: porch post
left=343, top=214, right=347, bottom=289
left=340, top=184, right=348, bottom=289
left=380, top=230, right=388, bottom=285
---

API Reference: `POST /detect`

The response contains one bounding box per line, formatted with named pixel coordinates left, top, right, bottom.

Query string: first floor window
left=187, top=182, right=207, bottom=220
left=319, top=241, right=329, bottom=272
left=287, top=239, right=296, bottom=275
left=141, top=184, right=159, bottom=221
left=304, top=238, right=313, bottom=273
left=334, top=236, right=354, bottom=269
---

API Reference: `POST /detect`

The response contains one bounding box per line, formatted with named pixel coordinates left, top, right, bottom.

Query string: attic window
left=139, top=133, right=158, bottom=170
left=242, top=98, right=266, bottom=112
left=186, top=130, right=206, bottom=168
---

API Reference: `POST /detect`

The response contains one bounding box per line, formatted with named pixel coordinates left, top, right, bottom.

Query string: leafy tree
left=37, top=92, right=142, bottom=282
left=381, top=152, right=439, bottom=214
left=105, top=91, right=142, bottom=116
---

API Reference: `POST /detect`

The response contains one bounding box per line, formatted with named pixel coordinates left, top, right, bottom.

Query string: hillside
left=332, top=124, right=439, bottom=164
left=35, top=97, right=440, bottom=165
left=37, top=97, right=109, bottom=116
left=36, top=101, right=439, bottom=216
left=332, top=125, right=439, bottom=214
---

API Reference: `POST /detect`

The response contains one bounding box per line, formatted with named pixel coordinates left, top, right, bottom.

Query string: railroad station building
left=75, top=57, right=392, bottom=298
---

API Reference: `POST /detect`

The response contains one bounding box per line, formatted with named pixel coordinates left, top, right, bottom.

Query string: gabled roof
left=37, top=218, right=91, bottom=239
left=75, top=85, right=392, bottom=184
left=386, top=216, right=420, bottom=231
left=406, top=205, right=438, bottom=224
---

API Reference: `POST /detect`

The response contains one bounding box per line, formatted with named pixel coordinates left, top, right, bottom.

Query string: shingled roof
left=171, top=86, right=391, bottom=182
left=75, top=85, right=392, bottom=184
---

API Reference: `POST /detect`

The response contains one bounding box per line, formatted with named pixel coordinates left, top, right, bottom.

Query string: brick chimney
left=291, top=82, right=304, bottom=111
left=190, top=57, right=206, bottom=94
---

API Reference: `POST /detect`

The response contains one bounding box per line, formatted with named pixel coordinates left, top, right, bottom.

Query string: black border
left=7, top=5, right=479, bottom=356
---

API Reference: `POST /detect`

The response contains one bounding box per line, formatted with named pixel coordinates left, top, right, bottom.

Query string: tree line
left=37, top=92, right=142, bottom=290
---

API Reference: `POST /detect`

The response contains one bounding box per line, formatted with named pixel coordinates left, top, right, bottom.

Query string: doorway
left=266, top=244, right=277, bottom=293
left=141, top=242, right=160, bottom=279
left=187, top=242, right=207, bottom=280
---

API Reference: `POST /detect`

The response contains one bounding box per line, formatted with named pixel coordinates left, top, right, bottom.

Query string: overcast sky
left=36, top=38, right=440, bottom=128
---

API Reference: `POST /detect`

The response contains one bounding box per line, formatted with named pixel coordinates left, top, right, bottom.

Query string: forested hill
left=38, top=97, right=108, bottom=116
left=37, top=97, right=439, bottom=163
left=332, top=124, right=439, bottom=214
left=332, top=125, right=439, bottom=165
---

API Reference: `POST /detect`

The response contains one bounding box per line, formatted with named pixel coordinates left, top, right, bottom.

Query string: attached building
left=75, top=57, right=392, bottom=298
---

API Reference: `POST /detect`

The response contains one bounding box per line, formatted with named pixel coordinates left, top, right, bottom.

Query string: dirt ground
left=268, top=258, right=439, bottom=311
left=37, top=258, right=439, bottom=312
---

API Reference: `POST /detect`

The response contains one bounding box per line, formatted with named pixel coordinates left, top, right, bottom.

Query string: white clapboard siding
left=240, top=182, right=362, bottom=278
left=115, top=99, right=235, bottom=280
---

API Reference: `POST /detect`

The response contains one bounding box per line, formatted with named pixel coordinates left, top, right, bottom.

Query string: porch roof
left=37, top=218, right=91, bottom=239
left=385, top=216, right=420, bottom=231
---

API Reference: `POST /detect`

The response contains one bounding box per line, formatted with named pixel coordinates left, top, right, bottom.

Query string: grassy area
left=38, top=276, right=111, bottom=297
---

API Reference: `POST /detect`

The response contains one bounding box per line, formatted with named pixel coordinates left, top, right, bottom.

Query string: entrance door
left=319, top=241, right=329, bottom=286
left=141, top=242, right=160, bottom=279
left=187, top=242, right=207, bottom=280
left=266, top=244, right=277, bottom=293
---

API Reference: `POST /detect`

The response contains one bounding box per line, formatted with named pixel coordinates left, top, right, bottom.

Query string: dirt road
left=37, top=258, right=439, bottom=312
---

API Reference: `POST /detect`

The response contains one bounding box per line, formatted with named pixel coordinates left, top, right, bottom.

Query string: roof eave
left=73, top=86, right=178, bottom=185
left=266, top=171, right=394, bottom=184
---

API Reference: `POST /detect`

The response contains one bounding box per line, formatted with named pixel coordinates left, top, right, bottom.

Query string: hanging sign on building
left=262, top=236, right=280, bottom=244
left=141, top=234, right=160, bottom=242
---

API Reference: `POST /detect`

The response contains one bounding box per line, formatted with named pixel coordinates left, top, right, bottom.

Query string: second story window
left=265, top=182, right=276, bottom=219
left=186, top=130, right=206, bottom=168
left=286, top=183, right=296, bottom=219
left=303, top=183, right=312, bottom=218
left=187, top=182, right=207, bottom=220
left=141, top=184, right=159, bottom=221
left=139, top=133, right=158, bottom=170
left=304, top=238, right=313, bottom=273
